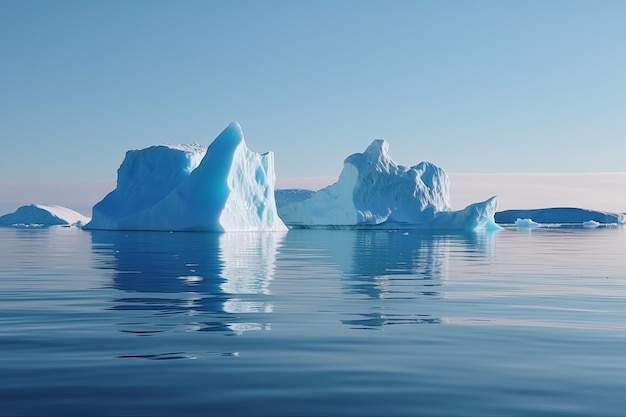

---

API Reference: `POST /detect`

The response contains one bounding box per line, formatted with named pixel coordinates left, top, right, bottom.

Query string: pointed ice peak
left=224, top=121, right=244, bottom=143
left=364, top=139, right=389, bottom=157
left=225, top=121, right=243, bottom=137
left=346, top=139, right=395, bottom=172
left=212, top=121, right=245, bottom=147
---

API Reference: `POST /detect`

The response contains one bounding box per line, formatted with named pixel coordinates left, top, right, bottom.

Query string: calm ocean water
left=1, top=226, right=626, bottom=416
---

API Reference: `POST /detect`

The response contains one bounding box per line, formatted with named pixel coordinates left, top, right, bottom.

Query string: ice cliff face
left=85, top=122, right=287, bottom=232
left=278, top=140, right=499, bottom=230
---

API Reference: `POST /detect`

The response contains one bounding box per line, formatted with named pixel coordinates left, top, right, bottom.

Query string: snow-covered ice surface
left=496, top=208, right=626, bottom=226
left=85, top=122, right=287, bottom=232
left=278, top=140, right=499, bottom=230
left=0, top=204, right=90, bottom=227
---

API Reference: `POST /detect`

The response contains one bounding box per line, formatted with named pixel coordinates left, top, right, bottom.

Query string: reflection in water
left=220, top=233, right=280, bottom=323
left=283, top=229, right=495, bottom=329
left=90, top=230, right=285, bottom=336
left=90, top=228, right=495, bottom=336
left=345, top=230, right=494, bottom=329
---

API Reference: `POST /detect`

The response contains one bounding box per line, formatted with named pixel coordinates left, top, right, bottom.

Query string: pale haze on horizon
left=1, top=1, right=625, bottom=215
left=2, top=172, right=626, bottom=217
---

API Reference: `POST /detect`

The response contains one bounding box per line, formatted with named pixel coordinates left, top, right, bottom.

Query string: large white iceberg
left=84, top=122, right=287, bottom=232
left=0, top=204, right=90, bottom=227
left=278, top=139, right=499, bottom=230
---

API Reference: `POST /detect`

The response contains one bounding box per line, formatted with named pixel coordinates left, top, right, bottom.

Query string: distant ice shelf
left=496, top=208, right=626, bottom=225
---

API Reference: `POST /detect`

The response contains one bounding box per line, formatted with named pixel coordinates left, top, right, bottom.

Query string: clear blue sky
left=1, top=0, right=625, bottom=185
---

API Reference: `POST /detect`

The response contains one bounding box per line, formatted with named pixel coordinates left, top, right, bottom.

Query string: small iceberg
left=515, top=218, right=540, bottom=229
left=0, top=204, right=90, bottom=228
left=582, top=220, right=601, bottom=228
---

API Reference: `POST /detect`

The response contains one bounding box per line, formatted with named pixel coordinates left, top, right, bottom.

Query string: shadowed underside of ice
left=278, top=140, right=499, bottom=230
left=496, top=208, right=626, bottom=225
left=0, top=204, right=90, bottom=227
left=84, top=122, right=287, bottom=232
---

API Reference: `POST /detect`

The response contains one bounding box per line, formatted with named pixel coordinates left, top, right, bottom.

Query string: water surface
left=1, top=226, right=626, bottom=416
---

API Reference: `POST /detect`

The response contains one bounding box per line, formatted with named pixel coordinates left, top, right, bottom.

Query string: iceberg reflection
left=341, top=230, right=494, bottom=329
left=89, top=230, right=285, bottom=336
left=281, top=229, right=495, bottom=329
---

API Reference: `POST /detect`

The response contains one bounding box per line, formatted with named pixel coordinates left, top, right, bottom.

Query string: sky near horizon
left=1, top=1, right=625, bottom=214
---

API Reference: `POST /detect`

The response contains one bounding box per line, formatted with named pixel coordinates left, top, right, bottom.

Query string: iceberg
left=0, top=204, right=90, bottom=227
left=274, top=189, right=315, bottom=209
left=514, top=218, right=540, bottom=228
left=84, top=122, right=287, bottom=232
left=582, top=220, right=601, bottom=228
left=495, top=208, right=626, bottom=225
left=278, top=139, right=499, bottom=230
